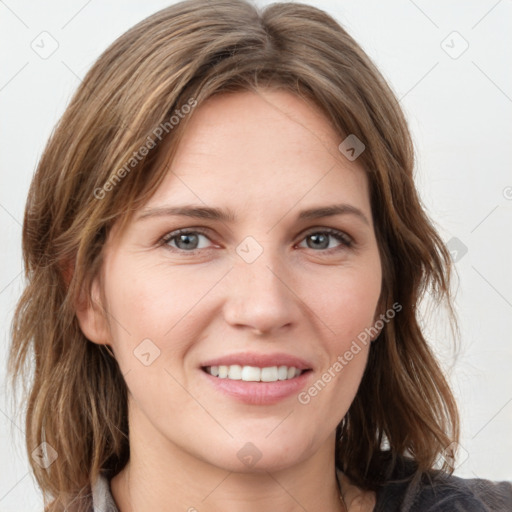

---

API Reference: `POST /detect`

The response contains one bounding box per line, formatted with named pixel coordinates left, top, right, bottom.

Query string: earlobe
left=74, top=277, right=110, bottom=346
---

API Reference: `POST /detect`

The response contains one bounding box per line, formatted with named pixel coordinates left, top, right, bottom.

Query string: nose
left=222, top=246, right=302, bottom=336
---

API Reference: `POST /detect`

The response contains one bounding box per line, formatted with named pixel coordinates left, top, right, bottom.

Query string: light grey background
left=1, top=0, right=511, bottom=509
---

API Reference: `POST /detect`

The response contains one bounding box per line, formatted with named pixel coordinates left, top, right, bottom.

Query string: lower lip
left=200, top=368, right=313, bottom=405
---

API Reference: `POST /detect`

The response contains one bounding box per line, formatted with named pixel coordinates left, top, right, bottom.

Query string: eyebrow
left=136, top=203, right=370, bottom=225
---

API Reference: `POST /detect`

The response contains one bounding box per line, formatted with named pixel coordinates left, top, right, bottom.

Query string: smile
left=203, top=365, right=306, bottom=382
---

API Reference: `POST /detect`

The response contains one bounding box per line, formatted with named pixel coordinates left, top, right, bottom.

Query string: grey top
left=89, top=459, right=512, bottom=511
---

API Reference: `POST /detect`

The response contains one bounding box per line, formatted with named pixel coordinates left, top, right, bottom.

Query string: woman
left=7, top=0, right=511, bottom=510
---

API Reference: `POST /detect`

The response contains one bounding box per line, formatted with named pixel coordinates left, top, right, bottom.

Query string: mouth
left=202, top=364, right=311, bottom=382
left=199, top=354, right=314, bottom=405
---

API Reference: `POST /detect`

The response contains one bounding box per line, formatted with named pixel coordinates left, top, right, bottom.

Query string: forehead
left=143, top=89, right=371, bottom=221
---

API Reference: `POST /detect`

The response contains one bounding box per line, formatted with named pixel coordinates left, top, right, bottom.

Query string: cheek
left=101, top=263, right=204, bottom=402
left=300, top=258, right=380, bottom=409
left=105, top=260, right=209, bottom=337
left=306, top=262, right=381, bottom=344
left=299, top=274, right=377, bottom=420
left=101, top=259, right=227, bottom=379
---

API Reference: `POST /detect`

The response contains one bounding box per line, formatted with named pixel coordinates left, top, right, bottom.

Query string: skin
left=77, top=89, right=381, bottom=511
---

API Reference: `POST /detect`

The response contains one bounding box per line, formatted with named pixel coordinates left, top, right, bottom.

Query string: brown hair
left=7, top=0, right=459, bottom=509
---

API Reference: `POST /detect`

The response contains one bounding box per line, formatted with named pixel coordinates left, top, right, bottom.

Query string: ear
left=74, top=274, right=110, bottom=346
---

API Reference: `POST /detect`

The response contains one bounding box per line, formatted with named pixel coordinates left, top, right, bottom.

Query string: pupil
left=178, top=234, right=197, bottom=249
left=310, top=233, right=328, bottom=249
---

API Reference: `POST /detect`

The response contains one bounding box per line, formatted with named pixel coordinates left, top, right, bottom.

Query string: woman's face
left=82, top=89, right=382, bottom=473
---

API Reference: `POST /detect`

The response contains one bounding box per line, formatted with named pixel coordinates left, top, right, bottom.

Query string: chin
left=215, top=432, right=316, bottom=473
left=214, top=451, right=304, bottom=474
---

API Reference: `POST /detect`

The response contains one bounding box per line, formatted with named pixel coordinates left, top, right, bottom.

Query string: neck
left=110, top=409, right=345, bottom=512
left=112, top=463, right=345, bottom=512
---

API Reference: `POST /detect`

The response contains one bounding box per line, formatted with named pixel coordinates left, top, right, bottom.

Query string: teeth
left=242, top=366, right=261, bottom=381
left=261, top=367, right=278, bottom=382
left=228, top=364, right=242, bottom=380
left=205, top=365, right=303, bottom=382
left=277, top=365, right=288, bottom=380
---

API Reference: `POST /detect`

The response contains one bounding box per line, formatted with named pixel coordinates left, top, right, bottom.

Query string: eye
left=297, top=228, right=353, bottom=252
left=159, top=227, right=353, bottom=254
left=161, top=229, right=213, bottom=252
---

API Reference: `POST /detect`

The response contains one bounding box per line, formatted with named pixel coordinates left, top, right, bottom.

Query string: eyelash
left=159, top=227, right=353, bottom=255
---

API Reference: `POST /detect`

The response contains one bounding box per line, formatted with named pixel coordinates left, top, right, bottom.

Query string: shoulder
left=375, top=457, right=512, bottom=511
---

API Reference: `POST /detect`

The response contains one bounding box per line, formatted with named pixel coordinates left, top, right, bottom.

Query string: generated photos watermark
left=298, top=301, right=402, bottom=405
left=94, top=97, right=197, bottom=200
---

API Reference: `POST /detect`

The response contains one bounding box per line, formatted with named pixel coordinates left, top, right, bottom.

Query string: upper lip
left=201, top=352, right=313, bottom=371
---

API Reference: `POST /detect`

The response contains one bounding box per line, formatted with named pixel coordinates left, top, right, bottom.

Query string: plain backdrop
left=1, top=0, right=511, bottom=509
